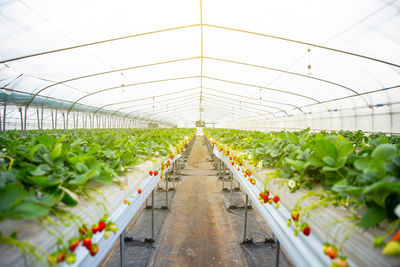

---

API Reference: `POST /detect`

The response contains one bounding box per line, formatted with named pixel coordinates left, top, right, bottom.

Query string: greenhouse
left=0, top=0, right=399, bottom=266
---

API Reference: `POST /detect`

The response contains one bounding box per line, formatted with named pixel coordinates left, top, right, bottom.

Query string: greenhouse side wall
left=221, top=103, right=400, bottom=134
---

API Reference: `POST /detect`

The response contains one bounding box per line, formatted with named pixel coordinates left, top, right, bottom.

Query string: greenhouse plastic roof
left=1, top=0, right=400, bottom=126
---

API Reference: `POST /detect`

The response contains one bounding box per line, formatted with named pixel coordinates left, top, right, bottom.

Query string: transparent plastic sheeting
left=0, top=0, right=399, bottom=130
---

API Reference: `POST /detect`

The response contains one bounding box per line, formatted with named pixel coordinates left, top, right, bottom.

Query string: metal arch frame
left=111, top=91, right=280, bottom=118
left=202, top=91, right=287, bottom=113
left=109, top=91, right=202, bottom=116
left=202, top=87, right=298, bottom=108
left=25, top=57, right=201, bottom=107
left=202, top=76, right=320, bottom=103
left=110, top=91, right=201, bottom=115
left=66, top=76, right=201, bottom=115
left=93, top=87, right=201, bottom=114
left=203, top=57, right=360, bottom=95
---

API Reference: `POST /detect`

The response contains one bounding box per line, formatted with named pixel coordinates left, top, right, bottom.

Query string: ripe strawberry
left=98, top=221, right=106, bottom=232
left=231, top=162, right=234, bottom=166
left=123, top=199, right=131, bottom=205
left=90, top=243, right=99, bottom=256
left=237, top=167, right=240, bottom=171
left=138, top=188, right=142, bottom=194
left=326, top=246, right=338, bottom=259
left=104, top=230, right=111, bottom=239
left=303, top=226, right=311, bottom=236
left=391, top=230, right=400, bottom=242
left=273, top=195, right=280, bottom=203
left=65, top=253, right=76, bottom=264
left=92, top=223, right=99, bottom=234
left=149, top=170, right=153, bottom=176
left=154, top=170, right=159, bottom=176
left=83, top=237, right=92, bottom=250
left=56, top=251, right=66, bottom=263
left=69, top=238, right=80, bottom=252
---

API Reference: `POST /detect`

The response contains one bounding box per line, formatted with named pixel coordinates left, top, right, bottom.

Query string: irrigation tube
left=212, top=145, right=354, bottom=267
left=64, top=154, right=182, bottom=267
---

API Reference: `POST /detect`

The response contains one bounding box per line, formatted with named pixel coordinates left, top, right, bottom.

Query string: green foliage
left=0, top=128, right=194, bottom=221
left=205, top=128, right=400, bottom=229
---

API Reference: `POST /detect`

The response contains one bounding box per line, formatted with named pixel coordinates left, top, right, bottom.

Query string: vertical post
left=222, top=163, right=225, bottom=190
left=51, top=109, right=55, bottom=135
left=120, top=229, right=125, bottom=267
left=151, top=190, right=155, bottom=240
left=19, top=107, right=24, bottom=134
left=3, top=103, right=6, bottom=134
left=275, top=238, right=280, bottom=267
left=40, top=106, right=44, bottom=131
left=36, top=108, right=41, bottom=133
left=0, top=105, right=2, bottom=133
left=165, top=171, right=169, bottom=208
left=243, top=194, right=248, bottom=242
left=55, top=109, right=57, bottom=132
left=173, top=161, right=176, bottom=188
left=62, top=112, right=66, bottom=131
left=229, top=170, right=233, bottom=207
left=24, top=106, right=27, bottom=134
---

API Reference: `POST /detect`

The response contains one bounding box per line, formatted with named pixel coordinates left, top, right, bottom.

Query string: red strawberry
left=69, top=238, right=80, bottom=252
left=231, top=162, right=234, bottom=166
left=303, top=226, right=311, bottom=236
left=326, top=246, right=338, bottom=259
left=149, top=170, right=153, bottom=176
left=90, top=243, right=99, bottom=256
left=273, top=195, right=280, bottom=203
left=154, top=170, right=159, bottom=176
left=83, top=237, right=92, bottom=250
left=92, top=224, right=99, bottom=234
left=98, top=221, right=107, bottom=232
left=138, top=188, right=142, bottom=194
left=56, top=251, right=66, bottom=263
left=391, top=230, right=400, bottom=242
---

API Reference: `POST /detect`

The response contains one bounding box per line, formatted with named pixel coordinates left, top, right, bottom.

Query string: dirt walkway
left=147, top=137, right=247, bottom=267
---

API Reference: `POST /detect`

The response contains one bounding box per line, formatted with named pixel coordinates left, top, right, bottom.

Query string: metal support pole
left=165, top=171, right=169, bottom=208
left=51, top=109, right=55, bottom=134
left=229, top=171, right=233, bottom=207
left=23, top=106, right=27, bottom=135
left=3, top=103, right=7, bottom=134
left=173, top=161, right=176, bottom=188
left=55, top=109, right=58, bottom=132
left=275, top=238, right=280, bottom=267
left=243, top=194, right=248, bottom=242
left=222, top=163, right=225, bottom=190
left=120, top=229, right=125, bottom=267
left=40, top=106, right=44, bottom=131
left=151, top=190, right=155, bottom=240
left=19, top=107, right=24, bottom=134
left=36, top=108, right=41, bottom=133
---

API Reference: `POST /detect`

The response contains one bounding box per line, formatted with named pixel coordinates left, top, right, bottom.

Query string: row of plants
left=0, top=128, right=195, bottom=266
left=204, top=128, right=400, bottom=265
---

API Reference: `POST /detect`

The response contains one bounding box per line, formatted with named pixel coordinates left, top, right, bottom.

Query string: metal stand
left=242, top=194, right=252, bottom=244
left=229, top=171, right=234, bottom=208
left=275, top=238, right=280, bottom=267
left=120, top=229, right=125, bottom=267
left=161, top=172, right=169, bottom=209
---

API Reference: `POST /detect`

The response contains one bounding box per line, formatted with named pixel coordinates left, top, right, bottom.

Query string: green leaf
left=9, top=201, right=49, bottom=219
left=68, top=168, right=98, bottom=185
left=75, top=162, right=88, bottom=174
left=30, top=164, right=51, bottom=176
left=50, top=143, right=62, bottom=159
left=315, top=140, right=337, bottom=159
left=322, top=156, right=335, bottom=166
left=354, top=158, right=370, bottom=171
left=360, top=206, right=386, bottom=228
left=371, top=144, right=397, bottom=162
left=0, top=184, right=26, bottom=212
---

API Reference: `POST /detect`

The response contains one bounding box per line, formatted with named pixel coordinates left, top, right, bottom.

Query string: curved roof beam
left=202, top=92, right=286, bottom=113
left=203, top=76, right=320, bottom=103
left=0, top=24, right=200, bottom=64
left=110, top=92, right=200, bottom=116
left=93, top=87, right=201, bottom=114
left=202, top=87, right=298, bottom=108
left=25, top=57, right=201, bottom=107
left=203, top=24, right=400, bottom=69
left=204, top=57, right=360, bottom=95
left=201, top=97, right=275, bottom=116
left=66, top=76, right=201, bottom=114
